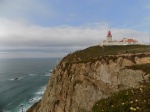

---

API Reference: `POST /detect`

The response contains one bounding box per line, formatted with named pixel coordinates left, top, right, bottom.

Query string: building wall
left=107, top=36, right=112, bottom=42
left=100, top=41, right=140, bottom=46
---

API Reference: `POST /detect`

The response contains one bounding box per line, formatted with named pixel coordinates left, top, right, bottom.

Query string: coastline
left=27, top=100, right=41, bottom=112
left=27, top=46, right=150, bottom=112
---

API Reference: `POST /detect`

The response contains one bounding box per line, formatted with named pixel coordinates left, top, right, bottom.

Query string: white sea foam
left=28, top=97, right=41, bottom=102
left=44, top=74, right=50, bottom=76
left=49, top=70, right=53, bottom=73
left=29, top=74, right=37, bottom=76
left=7, top=78, right=14, bottom=81
left=10, top=86, right=47, bottom=112
left=18, top=108, right=26, bottom=112
left=34, top=86, right=46, bottom=95
left=34, top=91, right=45, bottom=95
left=43, top=72, right=51, bottom=77
left=16, top=102, right=31, bottom=112
left=43, top=72, right=51, bottom=76
left=28, top=86, right=46, bottom=103
left=16, top=97, right=42, bottom=112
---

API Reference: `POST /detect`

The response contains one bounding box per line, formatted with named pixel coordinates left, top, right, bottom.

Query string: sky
left=0, top=0, right=150, bottom=58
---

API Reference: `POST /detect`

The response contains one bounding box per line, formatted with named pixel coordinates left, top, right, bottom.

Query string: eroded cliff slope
left=28, top=45, right=150, bottom=112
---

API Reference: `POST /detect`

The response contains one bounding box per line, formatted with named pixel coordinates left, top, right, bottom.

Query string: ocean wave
left=24, top=86, right=46, bottom=111
left=28, top=97, right=41, bottom=103
left=29, top=74, right=37, bottom=76
left=34, top=86, right=46, bottom=95
left=43, top=72, right=51, bottom=76
left=34, top=91, right=45, bottom=95
left=14, top=96, right=42, bottom=112
left=18, top=108, right=26, bottom=112
left=7, top=77, right=22, bottom=81
left=7, top=86, right=47, bottom=112
left=44, top=74, right=50, bottom=76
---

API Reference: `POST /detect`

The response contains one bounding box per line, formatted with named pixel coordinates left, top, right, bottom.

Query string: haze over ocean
left=0, top=58, right=59, bottom=112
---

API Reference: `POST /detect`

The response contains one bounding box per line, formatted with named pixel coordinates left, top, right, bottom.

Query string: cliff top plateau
left=62, top=45, right=150, bottom=63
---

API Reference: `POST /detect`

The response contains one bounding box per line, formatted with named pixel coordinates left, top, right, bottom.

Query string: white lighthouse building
left=100, top=31, right=142, bottom=46
left=107, top=30, right=112, bottom=42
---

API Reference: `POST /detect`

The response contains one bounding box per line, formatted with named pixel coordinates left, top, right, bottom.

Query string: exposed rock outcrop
left=28, top=52, right=150, bottom=112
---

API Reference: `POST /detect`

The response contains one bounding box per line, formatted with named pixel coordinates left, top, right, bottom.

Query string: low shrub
left=92, top=82, right=150, bottom=112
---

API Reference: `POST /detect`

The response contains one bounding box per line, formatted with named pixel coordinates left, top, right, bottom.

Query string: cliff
left=28, top=45, right=150, bottom=112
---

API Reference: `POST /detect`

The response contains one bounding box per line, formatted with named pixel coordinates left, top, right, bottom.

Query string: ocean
left=0, top=58, right=59, bottom=112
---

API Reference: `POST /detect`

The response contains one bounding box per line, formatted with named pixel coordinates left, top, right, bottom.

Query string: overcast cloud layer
left=0, top=0, right=150, bottom=58
left=0, top=18, right=149, bottom=58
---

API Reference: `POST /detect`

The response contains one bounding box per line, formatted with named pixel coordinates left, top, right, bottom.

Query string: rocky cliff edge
left=28, top=45, right=150, bottom=112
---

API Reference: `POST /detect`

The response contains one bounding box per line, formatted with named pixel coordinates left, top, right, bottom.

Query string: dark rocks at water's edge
left=28, top=45, right=150, bottom=112
left=14, top=77, right=19, bottom=80
left=27, top=100, right=41, bottom=112
left=49, top=70, right=53, bottom=73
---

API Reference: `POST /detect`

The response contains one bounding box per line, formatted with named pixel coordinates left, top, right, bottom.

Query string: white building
left=100, top=31, right=143, bottom=46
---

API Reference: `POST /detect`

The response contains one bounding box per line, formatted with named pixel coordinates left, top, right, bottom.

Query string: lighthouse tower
left=107, top=30, right=112, bottom=42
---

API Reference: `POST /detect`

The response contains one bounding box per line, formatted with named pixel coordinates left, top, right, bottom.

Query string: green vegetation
left=92, top=64, right=150, bottom=112
left=92, top=82, right=150, bottom=112
left=74, top=80, right=83, bottom=86
left=63, top=45, right=150, bottom=63
left=125, top=63, right=150, bottom=73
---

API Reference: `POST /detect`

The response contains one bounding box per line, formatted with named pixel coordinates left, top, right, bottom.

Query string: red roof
left=126, top=39, right=137, bottom=42
left=119, top=38, right=137, bottom=42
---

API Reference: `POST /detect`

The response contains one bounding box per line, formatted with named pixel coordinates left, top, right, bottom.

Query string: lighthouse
left=100, top=30, right=141, bottom=46
left=107, top=30, right=112, bottom=42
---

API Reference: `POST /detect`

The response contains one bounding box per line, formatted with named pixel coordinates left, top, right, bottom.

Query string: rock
left=14, top=77, right=19, bottom=80
left=28, top=53, right=150, bottom=112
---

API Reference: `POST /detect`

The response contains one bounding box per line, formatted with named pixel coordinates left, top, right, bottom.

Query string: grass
left=92, top=64, right=150, bottom=112
left=74, top=80, right=83, bottom=86
left=92, top=82, right=150, bottom=112
left=125, top=63, right=150, bottom=73
left=62, top=45, right=150, bottom=63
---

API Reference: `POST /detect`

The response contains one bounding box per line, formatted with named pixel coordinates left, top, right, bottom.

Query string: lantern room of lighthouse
left=107, top=30, right=112, bottom=42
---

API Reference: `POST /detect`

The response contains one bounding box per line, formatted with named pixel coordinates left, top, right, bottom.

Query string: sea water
left=0, top=58, right=59, bottom=112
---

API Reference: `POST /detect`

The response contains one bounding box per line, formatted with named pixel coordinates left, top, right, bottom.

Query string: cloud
left=0, top=18, right=109, bottom=48
left=0, top=0, right=149, bottom=58
left=0, top=18, right=149, bottom=58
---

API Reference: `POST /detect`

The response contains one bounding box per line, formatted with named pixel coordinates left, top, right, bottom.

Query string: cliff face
left=29, top=53, right=150, bottom=112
